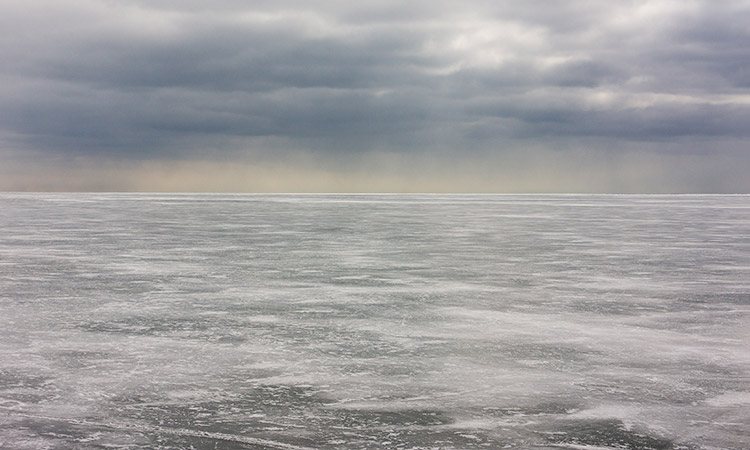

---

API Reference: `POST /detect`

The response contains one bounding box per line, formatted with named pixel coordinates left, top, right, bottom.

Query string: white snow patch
left=705, top=391, right=750, bottom=407
left=567, top=404, right=641, bottom=429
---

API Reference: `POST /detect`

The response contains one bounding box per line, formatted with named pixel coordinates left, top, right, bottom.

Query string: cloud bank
left=1, top=0, right=749, bottom=192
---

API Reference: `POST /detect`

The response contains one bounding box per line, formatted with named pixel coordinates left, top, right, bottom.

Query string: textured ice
left=1, top=193, right=749, bottom=449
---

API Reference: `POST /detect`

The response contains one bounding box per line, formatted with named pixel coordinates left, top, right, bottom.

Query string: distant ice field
left=0, top=194, right=748, bottom=449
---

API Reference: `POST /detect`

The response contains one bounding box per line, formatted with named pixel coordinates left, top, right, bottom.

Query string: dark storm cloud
left=2, top=1, right=453, bottom=156
left=1, top=0, right=749, bottom=191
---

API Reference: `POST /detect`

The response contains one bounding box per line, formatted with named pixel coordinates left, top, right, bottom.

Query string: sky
left=1, top=0, right=749, bottom=192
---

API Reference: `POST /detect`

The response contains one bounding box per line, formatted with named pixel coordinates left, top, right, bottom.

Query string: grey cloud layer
left=2, top=0, right=749, bottom=160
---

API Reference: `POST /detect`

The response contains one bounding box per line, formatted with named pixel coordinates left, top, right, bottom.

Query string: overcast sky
left=2, top=0, right=749, bottom=192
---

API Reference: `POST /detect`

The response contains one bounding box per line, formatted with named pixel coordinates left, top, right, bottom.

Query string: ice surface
left=1, top=193, right=749, bottom=449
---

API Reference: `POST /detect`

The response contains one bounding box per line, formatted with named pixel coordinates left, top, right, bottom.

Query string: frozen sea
left=1, top=193, right=749, bottom=449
